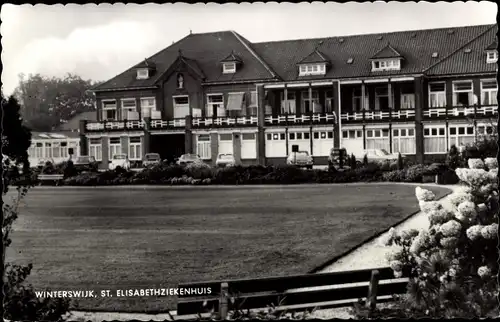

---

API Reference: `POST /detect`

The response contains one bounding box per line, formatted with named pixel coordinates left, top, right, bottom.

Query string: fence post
left=366, top=269, right=380, bottom=313
left=219, top=282, right=229, bottom=320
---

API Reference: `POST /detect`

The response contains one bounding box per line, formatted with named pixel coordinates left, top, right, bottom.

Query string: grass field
left=5, top=184, right=450, bottom=313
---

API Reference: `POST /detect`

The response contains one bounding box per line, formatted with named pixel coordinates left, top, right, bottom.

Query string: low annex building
left=82, top=24, right=498, bottom=167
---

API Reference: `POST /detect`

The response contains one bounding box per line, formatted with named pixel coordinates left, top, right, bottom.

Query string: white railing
left=192, top=116, right=258, bottom=127
left=476, top=105, right=498, bottom=115
left=86, top=122, right=105, bottom=131
left=423, top=106, right=498, bottom=118
left=423, top=108, right=447, bottom=118
left=150, top=120, right=170, bottom=128
left=125, top=120, right=144, bottom=129
left=168, top=118, right=186, bottom=128
left=265, top=113, right=335, bottom=125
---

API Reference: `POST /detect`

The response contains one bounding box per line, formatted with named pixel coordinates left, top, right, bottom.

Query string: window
left=89, top=138, right=102, bottom=161
left=289, top=133, right=296, bottom=140
left=109, top=137, right=122, bottom=159
left=129, top=137, right=142, bottom=160
left=449, top=126, right=475, bottom=148
left=400, top=94, right=415, bottom=110
left=136, top=68, right=149, bottom=79
left=374, top=87, right=394, bottom=111
left=223, top=62, right=236, bottom=74
left=301, top=91, right=319, bottom=114
left=248, top=91, right=258, bottom=116
left=102, top=100, right=117, bottom=120
left=481, top=79, right=498, bottom=106
left=486, top=50, right=498, bottom=64
left=298, top=63, right=327, bottom=76
left=45, top=143, right=53, bottom=158
left=197, top=135, right=211, bottom=159
left=452, top=81, right=473, bottom=107
left=52, top=142, right=61, bottom=158
left=352, top=88, right=370, bottom=112
left=242, top=133, right=255, bottom=140
left=173, top=96, right=189, bottom=119
left=392, top=128, right=416, bottom=154
left=371, top=59, right=401, bottom=71
left=366, top=128, right=390, bottom=151
left=424, top=126, right=447, bottom=153
left=139, top=97, right=156, bottom=118
left=428, top=83, right=446, bottom=108
left=121, top=99, right=137, bottom=120
left=219, top=133, right=232, bottom=141
left=207, top=94, right=224, bottom=117
left=280, top=91, right=296, bottom=114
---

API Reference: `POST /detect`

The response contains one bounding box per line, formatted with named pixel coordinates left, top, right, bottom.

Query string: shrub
left=473, top=137, right=498, bottom=159
left=62, top=160, right=78, bottom=178
left=446, top=145, right=464, bottom=170
left=397, top=153, right=404, bottom=170
left=382, top=169, right=406, bottom=182
left=404, top=164, right=426, bottom=183
left=354, top=163, right=383, bottom=182
left=378, top=160, right=499, bottom=318
left=350, top=154, right=357, bottom=170
left=363, top=154, right=369, bottom=166
left=379, top=160, right=392, bottom=172
left=185, top=162, right=213, bottom=180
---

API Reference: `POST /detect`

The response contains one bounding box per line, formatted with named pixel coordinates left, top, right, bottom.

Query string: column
left=233, top=132, right=242, bottom=164
left=361, top=82, right=367, bottom=149
left=79, top=120, right=88, bottom=156
left=210, top=132, right=218, bottom=165
left=388, top=81, right=393, bottom=153
left=185, top=115, right=193, bottom=154
left=101, top=137, right=109, bottom=169
left=120, top=136, right=129, bottom=155
left=308, top=84, right=313, bottom=114
left=332, top=81, right=340, bottom=149
left=143, top=117, right=151, bottom=155
left=414, top=76, right=425, bottom=164
left=256, top=85, right=266, bottom=165
left=283, top=85, right=288, bottom=116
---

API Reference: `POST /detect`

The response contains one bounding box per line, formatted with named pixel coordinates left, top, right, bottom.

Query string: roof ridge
left=230, top=30, right=278, bottom=79
left=423, top=24, right=497, bottom=74
left=253, top=24, right=496, bottom=46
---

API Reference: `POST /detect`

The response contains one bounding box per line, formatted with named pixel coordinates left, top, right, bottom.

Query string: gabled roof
left=425, top=24, right=497, bottom=76
left=370, top=43, right=403, bottom=59
left=135, top=58, right=156, bottom=69
left=221, top=51, right=243, bottom=63
left=298, top=49, right=329, bottom=64
left=93, top=31, right=277, bottom=91
left=252, top=24, right=495, bottom=81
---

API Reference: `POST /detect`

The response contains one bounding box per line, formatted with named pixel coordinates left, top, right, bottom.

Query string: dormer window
left=486, top=50, right=498, bottom=64
left=371, top=59, right=401, bottom=72
left=136, top=68, right=149, bottom=80
left=223, top=62, right=236, bottom=74
left=299, top=63, right=327, bottom=76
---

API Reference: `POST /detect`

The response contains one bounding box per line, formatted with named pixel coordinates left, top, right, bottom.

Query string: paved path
left=62, top=183, right=459, bottom=321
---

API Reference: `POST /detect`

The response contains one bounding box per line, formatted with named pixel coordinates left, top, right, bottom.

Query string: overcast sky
left=1, top=2, right=497, bottom=95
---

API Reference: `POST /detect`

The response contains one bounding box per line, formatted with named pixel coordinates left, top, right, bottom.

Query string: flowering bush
left=380, top=158, right=499, bottom=318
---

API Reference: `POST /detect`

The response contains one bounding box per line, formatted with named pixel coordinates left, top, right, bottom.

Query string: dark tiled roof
left=93, top=31, right=276, bottom=91
left=32, top=131, right=81, bottom=140
left=57, top=111, right=97, bottom=131
left=371, top=43, right=403, bottom=59
left=425, top=25, right=497, bottom=76
left=298, top=49, right=329, bottom=64
left=485, top=39, right=497, bottom=50
left=252, top=24, right=495, bottom=81
left=136, top=58, right=156, bottom=69
left=221, top=52, right=243, bottom=63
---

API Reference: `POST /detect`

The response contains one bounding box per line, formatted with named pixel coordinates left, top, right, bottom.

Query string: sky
left=1, top=1, right=497, bottom=95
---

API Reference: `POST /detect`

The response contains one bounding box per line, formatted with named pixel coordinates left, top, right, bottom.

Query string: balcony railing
left=85, top=120, right=144, bottom=132
left=340, top=110, right=415, bottom=123
left=192, top=116, right=258, bottom=128
left=150, top=118, right=186, bottom=129
left=264, top=113, right=336, bottom=126
left=423, top=105, right=498, bottom=119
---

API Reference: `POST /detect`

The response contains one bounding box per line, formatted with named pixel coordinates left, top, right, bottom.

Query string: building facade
left=83, top=24, right=498, bottom=168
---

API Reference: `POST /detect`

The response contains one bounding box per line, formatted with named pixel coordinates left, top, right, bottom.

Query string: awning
left=226, top=93, right=244, bottom=111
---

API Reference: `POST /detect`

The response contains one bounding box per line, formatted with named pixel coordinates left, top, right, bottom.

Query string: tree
left=13, top=73, right=102, bottom=132
left=397, top=152, right=404, bottom=170
left=2, top=93, right=70, bottom=320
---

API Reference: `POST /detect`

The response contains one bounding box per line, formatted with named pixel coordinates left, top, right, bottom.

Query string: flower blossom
left=419, top=201, right=442, bottom=213
left=455, top=168, right=490, bottom=187
left=448, top=268, right=457, bottom=277
left=477, top=266, right=491, bottom=279
left=390, top=260, right=403, bottom=272
left=484, top=157, right=498, bottom=170
left=415, top=187, right=436, bottom=202
left=410, top=230, right=429, bottom=254
left=440, top=237, right=459, bottom=249
left=439, top=220, right=462, bottom=237
left=480, top=223, right=498, bottom=240
left=456, top=201, right=477, bottom=222
left=428, top=209, right=454, bottom=225
left=466, top=225, right=484, bottom=241
left=468, top=158, right=485, bottom=169
left=449, top=192, right=473, bottom=210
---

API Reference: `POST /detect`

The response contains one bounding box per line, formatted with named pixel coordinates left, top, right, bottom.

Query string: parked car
left=142, top=153, right=161, bottom=167
left=176, top=154, right=203, bottom=166
left=359, top=149, right=401, bottom=163
left=73, top=155, right=98, bottom=172
left=109, top=154, right=131, bottom=170
left=328, top=148, right=350, bottom=170
left=287, top=151, right=313, bottom=169
left=215, top=154, right=236, bottom=167
left=37, top=158, right=55, bottom=168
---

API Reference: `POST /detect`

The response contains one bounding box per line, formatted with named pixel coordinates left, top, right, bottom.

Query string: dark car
left=328, top=148, right=350, bottom=170
left=142, top=153, right=161, bottom=167
left=73, top=156, right=99, bottom=172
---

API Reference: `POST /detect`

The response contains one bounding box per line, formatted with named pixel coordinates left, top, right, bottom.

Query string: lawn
left=5, top=184, right=450, bottom=313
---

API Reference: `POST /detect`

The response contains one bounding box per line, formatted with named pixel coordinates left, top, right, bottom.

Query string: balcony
left=340, top=109, right=415, bottom=124
left=264, top=112, right=336, bottom=126
left=150, top=118, right=186, bottom=130
left=192, top=116, right=258, bottom=129
left=423, top=105, right=498, bottom=120
left=85, top=120, right=144, bottom=132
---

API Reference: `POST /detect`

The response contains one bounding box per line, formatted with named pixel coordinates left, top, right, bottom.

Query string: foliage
left=350, top=154, right=357, bottom=170
left=397, top=153, right=404, bottom=170
left=374, top=158, right=499, bottom=318
left=2, top=93, right=71, bottom=320
left=13, top=73, right=102, bottom=131
left=446, top=145, right=464, bottom=170
left=363, top=154, right=369, bottom=166
left=404, top=164, right=426, bottom=183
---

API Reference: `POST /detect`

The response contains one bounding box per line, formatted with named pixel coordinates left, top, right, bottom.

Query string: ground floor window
left=241, top=133, right=257, bottom=159
left=392, top=128, right=416, bottom=154
left=312, top=130, right=334, bottom=156
left=424, top=127, right=447, bottom=153
left=89, top=138, right=102, bottom=161
left=196, top=134, right=211, bottom=159
left=265, top=131, right=286, bottom=157
left=365, top=128, right=390, bottom=150
left=448, top=125, right=475, bottom=148
left=129, top=137, right=142, bottom=160
left=109, top=137, right=122, bottom=159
